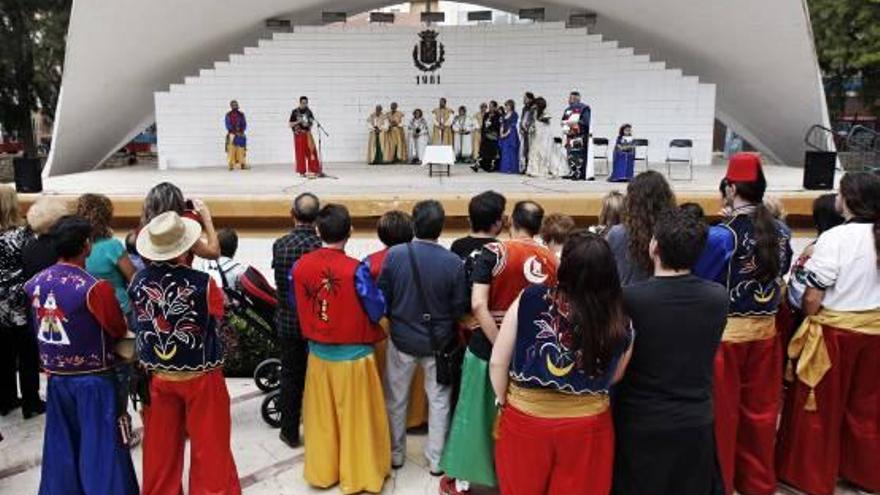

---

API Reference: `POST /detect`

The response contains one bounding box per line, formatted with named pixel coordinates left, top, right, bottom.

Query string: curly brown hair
left=540, top=213, right=576, bottom=246
left=75, top=193, right=114, bottom=240
left=623, top=171, right=677, bottom=273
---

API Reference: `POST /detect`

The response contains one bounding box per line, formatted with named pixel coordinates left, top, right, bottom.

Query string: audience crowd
left=0, top=153, right=878, bottom=495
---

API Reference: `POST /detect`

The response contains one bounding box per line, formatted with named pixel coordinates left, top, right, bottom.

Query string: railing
left=842, top=125, right=880, bottom=171
left=804, top=124, right=835, bottom=152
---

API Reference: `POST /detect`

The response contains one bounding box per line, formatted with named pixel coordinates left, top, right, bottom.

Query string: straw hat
left=26, top=196, right=72, bottom=234
left=137, top=211, right=202, bottom=261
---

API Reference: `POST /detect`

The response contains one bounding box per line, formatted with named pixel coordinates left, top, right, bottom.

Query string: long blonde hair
left=0, top=185, right=23, bottom=231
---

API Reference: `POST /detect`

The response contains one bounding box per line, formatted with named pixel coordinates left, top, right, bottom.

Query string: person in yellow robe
left=432, top=98, right=454, bottom=146
left=471, top=103, right=487, bottom=162
left=383, top=102, right=408, bottom=164
left=366, top=105, right=388, bottom=165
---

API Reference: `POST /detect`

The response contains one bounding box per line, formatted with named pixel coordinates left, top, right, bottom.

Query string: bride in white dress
left=527, top=97, right=554, bottom=178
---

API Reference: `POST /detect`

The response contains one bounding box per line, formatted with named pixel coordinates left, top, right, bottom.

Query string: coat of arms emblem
left=413, top=30, right=445, bottom=72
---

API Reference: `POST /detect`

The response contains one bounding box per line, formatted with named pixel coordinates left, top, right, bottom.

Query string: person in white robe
left=452, top=106, right=474, bottom=163
left=407, top=109, right=430, bottom=165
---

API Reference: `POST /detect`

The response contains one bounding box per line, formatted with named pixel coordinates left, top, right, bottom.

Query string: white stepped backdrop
left=155, top=22, right=716, bottom=169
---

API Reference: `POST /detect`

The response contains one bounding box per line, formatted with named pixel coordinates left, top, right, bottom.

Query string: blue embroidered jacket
left=722, top=213, right=793, bottom=316
left=225, top=110, right=247, bottom=147
left=511, top=285, right=632, bottom=395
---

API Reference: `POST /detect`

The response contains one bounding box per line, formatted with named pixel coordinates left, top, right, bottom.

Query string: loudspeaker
left=13, top=157, right=43, bottom=193
left=803, top=151, right=836, bottom=190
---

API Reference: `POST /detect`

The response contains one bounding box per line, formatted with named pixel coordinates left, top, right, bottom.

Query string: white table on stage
left=422, top=145, right=456, bottom=177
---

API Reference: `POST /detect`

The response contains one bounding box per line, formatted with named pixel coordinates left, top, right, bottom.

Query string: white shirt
left=804, top=223, right=880, bottom=311
left=198, top=256, right=247, bottom=291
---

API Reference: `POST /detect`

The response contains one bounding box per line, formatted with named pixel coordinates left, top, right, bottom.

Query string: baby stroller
left=216, top=263, right=283, bottom=428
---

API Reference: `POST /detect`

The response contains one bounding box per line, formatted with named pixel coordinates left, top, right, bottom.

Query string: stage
left=27, top=160, right=824, bottom=229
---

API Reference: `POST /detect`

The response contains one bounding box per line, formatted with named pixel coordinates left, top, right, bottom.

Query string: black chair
left=632, top=138, right=649, bottom=172
left=665, top=139, right=694, bottom=180
left=592, top=137, right=609, bottom=176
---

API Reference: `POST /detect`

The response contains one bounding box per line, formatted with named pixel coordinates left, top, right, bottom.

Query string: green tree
left=0, top=0, right=71, bottom=158
left=808, top=0, right=880, bottom=118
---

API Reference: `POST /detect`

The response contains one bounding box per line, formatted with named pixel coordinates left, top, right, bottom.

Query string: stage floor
left=31, top=161, right=825, bottom=227
left=41, top=161, right=814, bottom=197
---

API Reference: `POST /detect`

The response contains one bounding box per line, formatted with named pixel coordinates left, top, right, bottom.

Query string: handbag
left=406, top=244, right=464, bottom=386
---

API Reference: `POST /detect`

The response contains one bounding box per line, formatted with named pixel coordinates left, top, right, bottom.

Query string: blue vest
left=723, top=213, right=793, bottom=316
left=129, top=263, right=223, bottom=372
left=511, top=285, right=629, bottom=395
left=25, top=264, right=117, bottom=374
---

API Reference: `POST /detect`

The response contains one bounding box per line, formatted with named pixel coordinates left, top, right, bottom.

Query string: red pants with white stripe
left=495, top=405, right=614, bottom=495
left=713, top=336, right=782, bottom=495
left=776, top=326, right=880, bottom=495
left=294, top=133, right=321, bottom=175
left=142, top=369, right=241, bottom=495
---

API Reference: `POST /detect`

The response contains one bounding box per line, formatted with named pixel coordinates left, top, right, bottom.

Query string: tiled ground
left=0, top=373, right=864, bottom=494
left=0, top=377, right=447, bottom=494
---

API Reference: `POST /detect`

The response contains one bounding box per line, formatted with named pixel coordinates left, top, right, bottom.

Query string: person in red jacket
left=363, top=210, right=414, bottom=280
left=292, top=204, right=390, bottom=494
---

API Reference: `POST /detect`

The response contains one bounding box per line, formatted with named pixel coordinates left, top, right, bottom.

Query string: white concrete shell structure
left=155, top=23, right=718, bottom=168
left=47, top=0, right=828, bottom=176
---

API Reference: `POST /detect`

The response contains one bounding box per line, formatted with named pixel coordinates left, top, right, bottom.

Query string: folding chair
left=592, top=137, right=610, bottom=176
left=632, top=138, right=649, bottom=172
left=665, top=139, right=694, bottom=180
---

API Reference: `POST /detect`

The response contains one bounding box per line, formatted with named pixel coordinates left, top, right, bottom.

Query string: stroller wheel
left=261, top=390, right=282, bottom=428
left=254, top=358, right=282, bottom=392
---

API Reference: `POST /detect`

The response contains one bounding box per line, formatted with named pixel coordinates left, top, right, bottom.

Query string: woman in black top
left=612, top=210, right=729, bottom=495
left=474, top=101, right=502, bottom=173
left=0, top=190, right=62, bottom=418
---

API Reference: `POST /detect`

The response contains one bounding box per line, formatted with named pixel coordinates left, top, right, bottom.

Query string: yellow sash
left=506, top=382, right=609, bottom=418
left=721, top=316, right=777, bottom=343
left=787, top=308, right=880, bottom=411
left=154, top=370, right=207, bottom=382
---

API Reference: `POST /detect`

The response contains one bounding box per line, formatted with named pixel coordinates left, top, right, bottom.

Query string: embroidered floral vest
left=723, top=214, right=793, bottom=316
left=24, top=264, right=117, bottom=374
left=293, top=248, right=385, bottom=345
left=511, top=285, right=630, bottom=395
left=129, top=263, right=223, bottom=372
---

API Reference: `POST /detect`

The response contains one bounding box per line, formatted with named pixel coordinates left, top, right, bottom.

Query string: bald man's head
left=512, top=200, right=545, bottom=237
left=293, top=192, right=320, bottom=224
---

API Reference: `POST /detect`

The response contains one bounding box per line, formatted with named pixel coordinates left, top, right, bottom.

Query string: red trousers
left=777, top=327, right=880, bottom=495
left=143, top=369, right=241, bottom=495
left=713, top=336, right=782, bottom=495
left=294, top=133, right=321, bottom=175
left=495, top=405, right=614, bottom=495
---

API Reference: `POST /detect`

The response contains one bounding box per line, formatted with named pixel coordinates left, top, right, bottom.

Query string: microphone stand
left=311, top=117, right=336, bottom=179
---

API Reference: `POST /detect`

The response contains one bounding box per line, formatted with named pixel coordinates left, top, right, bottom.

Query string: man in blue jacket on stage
left=561, top=91, right=593, bottom=181
left=225, top=100, right=248, bottom=171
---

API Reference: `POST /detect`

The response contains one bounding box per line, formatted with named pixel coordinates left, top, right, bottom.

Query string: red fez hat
left=725, top=153, right=762, bottom=182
